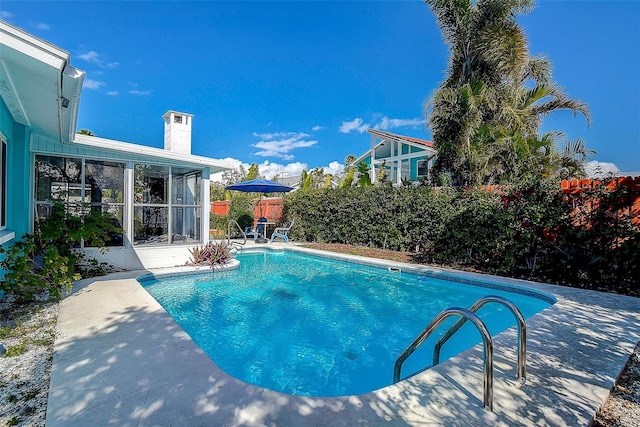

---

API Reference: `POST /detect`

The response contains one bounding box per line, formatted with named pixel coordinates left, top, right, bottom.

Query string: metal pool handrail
left=227, top=220, right=247, bottom=247
left=433, top=295, right=527, bottom=383
left=393, top=307, right=494, bottom=410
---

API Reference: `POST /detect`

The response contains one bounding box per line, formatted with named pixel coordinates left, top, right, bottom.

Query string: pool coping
left=46, top=242, right=640, bottom=426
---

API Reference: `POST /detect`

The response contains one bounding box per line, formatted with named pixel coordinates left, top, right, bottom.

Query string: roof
left=162, top=110, right=194, bottom=119
left=73, top=133, right=233, bottom=173
left=367, top=128, right=434, bottom=148
left=354, top=128, right=436, bottom=164
left=0, top=20, right=84, bottom=143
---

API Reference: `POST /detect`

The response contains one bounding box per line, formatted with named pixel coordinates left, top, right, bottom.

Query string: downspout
left=60, top=62, right=85, bottom=143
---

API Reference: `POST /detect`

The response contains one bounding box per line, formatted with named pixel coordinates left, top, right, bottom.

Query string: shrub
left=188, top=241, right=234, bottom=271
left=283, top=179, right=639, bottom=296
left=0, top=201, right=121, bottom=302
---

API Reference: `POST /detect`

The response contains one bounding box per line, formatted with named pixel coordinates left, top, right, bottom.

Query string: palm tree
left=247, top=164, right=260, bottom=180
left=339, top=155, right=357, bottom=188
left=356, top=162, right=373, bottom=187
left=424, top=0, right=591, bottom=185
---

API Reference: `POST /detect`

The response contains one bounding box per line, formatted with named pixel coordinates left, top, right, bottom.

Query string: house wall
left=28, top=134, right=215, bottom=270
left=86, top=245, right=198, bottom=270
left=31, top=134, right=194, bottom=165
left=363, top=146, right=432, bottom=182
left=409, top=155, right=429, bottom=181
left=1, top=97, right=30, bottom=245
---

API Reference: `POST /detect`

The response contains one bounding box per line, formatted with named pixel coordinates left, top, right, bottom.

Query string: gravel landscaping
left=0, top=296, right=57, bottom=427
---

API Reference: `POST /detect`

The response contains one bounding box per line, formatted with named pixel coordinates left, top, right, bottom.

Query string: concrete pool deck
left=46, top=243, right=640, bottom=426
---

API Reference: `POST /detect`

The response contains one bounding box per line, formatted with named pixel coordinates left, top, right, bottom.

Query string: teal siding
left=409, top=155, right=428, bottom=181
left=1, top=98, right=31, bottom=244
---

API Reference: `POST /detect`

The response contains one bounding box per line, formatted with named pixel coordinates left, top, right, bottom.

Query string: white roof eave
left=73, top=134, right=233, bottom=172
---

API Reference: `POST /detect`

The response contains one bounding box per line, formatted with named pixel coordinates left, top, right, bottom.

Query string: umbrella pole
left=256, top=193, right=268, bottom=243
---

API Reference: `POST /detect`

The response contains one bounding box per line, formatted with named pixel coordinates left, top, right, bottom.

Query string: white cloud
left=253, top=132, right=317, bottom=160
left=584, top=161, right=620, bottom=178
left=83, top=78, right=106, bottom=90
left=340, top=116, right=426, bottom=134
left=210, top=159, right=308, bottom=183
left=77, top=50, right=119, bottom=69
left=260, top=161, right=308, bottom=181
left=1, top=11, right=14, bottom=19
left=339, top=118, right=369, bottom=134
left=106, top=91, right=119, bottom=96
left=129, top=89, right=153, bottom=96
left=374, top=116, right=426, bottom=130
left=34, top=22, right=50, bottom=31
left=312, top=125, right=323, bottom=132
left=253, top=131, right=305, bottom=140
left=325, top=161, right=344, bottom=176
left=210, top=158, right=346, bottom=184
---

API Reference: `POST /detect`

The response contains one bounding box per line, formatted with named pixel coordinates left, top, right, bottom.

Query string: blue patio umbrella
left=225, top=179, right=294, bottom=241
left=225, top=178, right=294, bottom=195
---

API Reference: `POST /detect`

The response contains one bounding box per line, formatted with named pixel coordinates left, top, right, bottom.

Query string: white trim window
left=34, top=155, right=126, bottom=247
left=417, top=159, right=430, bottom=178
left=133, top=164, right=202, bottom=245
left=0, top=138, right=6, bottom=230
left=0, top=136, right=13, bottom=245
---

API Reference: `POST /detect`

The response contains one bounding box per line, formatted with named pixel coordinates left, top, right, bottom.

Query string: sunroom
left=1, top=20, right=232, bottom=270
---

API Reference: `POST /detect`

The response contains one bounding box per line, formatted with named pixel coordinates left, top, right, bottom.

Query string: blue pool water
left=139, top=250, right=554, bottom=397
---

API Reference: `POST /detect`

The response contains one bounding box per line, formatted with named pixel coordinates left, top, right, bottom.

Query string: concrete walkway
left=46, top=246, right=640, bottom=426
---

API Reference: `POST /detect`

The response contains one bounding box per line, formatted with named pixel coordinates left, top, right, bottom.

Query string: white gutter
left=73, top=133, right=233, bottom=171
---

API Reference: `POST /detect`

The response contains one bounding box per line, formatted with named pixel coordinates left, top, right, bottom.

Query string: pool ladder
left=226, top=220, right=247, bottom=251
left=392, top=295, right=526, bottom=411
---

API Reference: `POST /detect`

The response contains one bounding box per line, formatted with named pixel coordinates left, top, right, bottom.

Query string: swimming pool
left=139, top=249, right=554, bottom=397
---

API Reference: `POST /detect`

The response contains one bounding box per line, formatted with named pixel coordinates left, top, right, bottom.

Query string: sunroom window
left=34, top=155, right=125, bottom=247
left=133, top=164, right=202, bottom=245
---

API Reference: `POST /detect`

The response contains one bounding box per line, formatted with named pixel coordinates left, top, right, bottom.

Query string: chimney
left=162, top=110, right=193, bottom=155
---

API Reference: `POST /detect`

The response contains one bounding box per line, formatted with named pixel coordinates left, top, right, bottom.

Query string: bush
left=283, top=180, right=639, bottom=296
left=0, top=201, right=121, bottom=302
left=188, top=241, right=234, bottom=271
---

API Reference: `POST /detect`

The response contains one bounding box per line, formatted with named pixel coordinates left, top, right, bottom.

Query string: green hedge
left=282, top=182, right=639, bottom=296
left=284, top=186, right=457, bottom=251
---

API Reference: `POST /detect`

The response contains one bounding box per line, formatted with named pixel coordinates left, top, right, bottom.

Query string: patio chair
left=269, top=219, right=295, bottom=243
left=245, top=217, right=267, bottom=240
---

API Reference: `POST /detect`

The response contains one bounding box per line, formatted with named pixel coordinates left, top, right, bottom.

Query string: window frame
left=1, top=137, right=6, bottom=230
left=34, top=155, right=126, bottom=248
left=133, top=163, right=202, bottom=245
left=417, top=159, right=430, bottom=178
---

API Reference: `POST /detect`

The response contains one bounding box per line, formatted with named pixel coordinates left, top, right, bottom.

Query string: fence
left=560, top=176, right=640, bottom=226
left=210, top=197, right=285, bottom=226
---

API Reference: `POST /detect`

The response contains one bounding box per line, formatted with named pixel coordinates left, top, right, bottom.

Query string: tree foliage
left=425, top=0, right=592, bottom=185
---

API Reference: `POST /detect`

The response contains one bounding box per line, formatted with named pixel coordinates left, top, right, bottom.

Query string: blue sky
left=2, top=1, right=639, bottom=179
